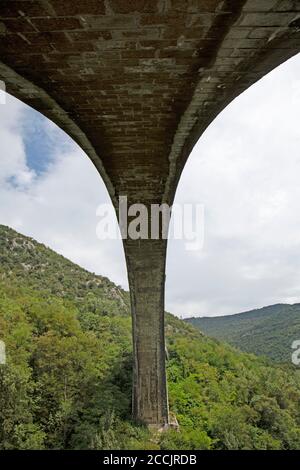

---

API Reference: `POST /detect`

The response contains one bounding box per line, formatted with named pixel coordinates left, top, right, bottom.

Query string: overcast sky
left=0, top=53, right=300, bottom=318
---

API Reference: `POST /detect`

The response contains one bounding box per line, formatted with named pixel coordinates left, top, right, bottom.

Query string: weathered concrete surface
left=0, top=0, right=300, bottom=426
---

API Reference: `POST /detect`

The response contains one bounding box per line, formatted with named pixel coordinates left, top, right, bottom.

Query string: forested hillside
left=186, top=304, right=300, bottom=362
left=1, top=225, right=300, bottom=450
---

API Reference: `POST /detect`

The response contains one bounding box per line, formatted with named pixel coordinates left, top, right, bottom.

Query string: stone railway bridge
left=0, top=0, right=299, bottom=427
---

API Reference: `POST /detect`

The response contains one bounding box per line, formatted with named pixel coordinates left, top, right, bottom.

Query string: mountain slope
left=186, top=304, right=300, bottom=362
left=1, top=225, right=300, bottom=450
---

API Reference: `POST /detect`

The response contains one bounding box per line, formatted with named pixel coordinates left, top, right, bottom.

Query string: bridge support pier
left=124, top=238, right=169, bottom=427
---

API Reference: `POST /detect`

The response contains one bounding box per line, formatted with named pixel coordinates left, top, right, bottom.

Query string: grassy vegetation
left=1, top=225, right=300, bottom=450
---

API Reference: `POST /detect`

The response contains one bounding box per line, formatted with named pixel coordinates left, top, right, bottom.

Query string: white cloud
left=167, top=52, right=300, bottom=316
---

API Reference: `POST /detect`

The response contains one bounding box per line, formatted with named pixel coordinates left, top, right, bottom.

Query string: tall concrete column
left=124, top=238, right=169, bottom=426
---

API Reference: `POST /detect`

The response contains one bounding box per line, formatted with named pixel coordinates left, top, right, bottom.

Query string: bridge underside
left=0, top=0, right=299, bottom=426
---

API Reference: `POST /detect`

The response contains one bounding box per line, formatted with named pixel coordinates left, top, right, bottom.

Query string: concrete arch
left=0, top=60, right=117, bottom=206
